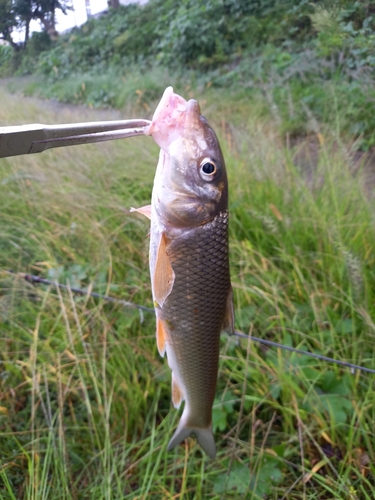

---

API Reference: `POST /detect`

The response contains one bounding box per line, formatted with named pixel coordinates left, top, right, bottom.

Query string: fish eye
left=202, top=162, right=215, bottom=174
left=200, top=159, right=218, bottom=181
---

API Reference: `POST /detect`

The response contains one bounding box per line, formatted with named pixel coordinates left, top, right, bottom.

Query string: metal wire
left=3, top=270, right=375, bottom=376
left=4, top=271, right=153, bottom=313
left=233, top=330, right=375, bottom=375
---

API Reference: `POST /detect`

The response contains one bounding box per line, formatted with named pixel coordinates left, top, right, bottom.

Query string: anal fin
left=171, top=374, right=184, bottom=409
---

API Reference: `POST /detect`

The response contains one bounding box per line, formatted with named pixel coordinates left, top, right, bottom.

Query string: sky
left=13, top=0, right=115, bottom=42
left=55, top=0, right=109, bottom=32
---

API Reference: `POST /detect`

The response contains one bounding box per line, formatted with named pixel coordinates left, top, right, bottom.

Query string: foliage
left=0, top=0, right=19, bottom=50
left=213, top=457, right=284, bottom=497
left=0, top=44, right=12, bottom=76
left=0, top=0, right=70, bottom=51
left=22, top=0, right=314, bottom=74
left=2, top=0, right=374, bottom=149
left=22, top=0, right=71, bottom=37
left=1, top=76, right=375, bottom=497
left=27, top=29, right=51, bottom=53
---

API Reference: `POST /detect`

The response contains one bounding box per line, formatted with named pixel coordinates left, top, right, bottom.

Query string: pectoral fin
left=153, top=233, right=175, bottom=307
left=223, top=287, right=235, bottom=335
left=130, top=205, right=152, bottom=220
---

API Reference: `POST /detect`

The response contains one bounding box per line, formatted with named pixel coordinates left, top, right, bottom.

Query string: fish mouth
left=144, top=86, right=206, bottom=151
left=144, top=87, right=187, bottom=150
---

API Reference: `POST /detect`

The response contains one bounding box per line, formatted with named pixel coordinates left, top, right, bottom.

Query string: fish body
left=141, top=87, right=234, bottom=458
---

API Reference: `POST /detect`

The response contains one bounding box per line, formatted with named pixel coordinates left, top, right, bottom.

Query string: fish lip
left=184, top=99, right=202, bottom=130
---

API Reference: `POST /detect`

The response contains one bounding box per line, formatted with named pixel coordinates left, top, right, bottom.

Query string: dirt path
left=0, top=79, right=124, bottom=127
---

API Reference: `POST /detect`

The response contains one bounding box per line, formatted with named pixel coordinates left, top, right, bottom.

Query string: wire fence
left=3, top=270, right=375, bottom=376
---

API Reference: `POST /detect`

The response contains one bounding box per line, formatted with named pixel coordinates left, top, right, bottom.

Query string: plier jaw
left=0, top=119, right=152, bottom=158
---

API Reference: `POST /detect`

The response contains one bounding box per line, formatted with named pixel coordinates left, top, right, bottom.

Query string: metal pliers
left=0, top=119, right=151, bottom=158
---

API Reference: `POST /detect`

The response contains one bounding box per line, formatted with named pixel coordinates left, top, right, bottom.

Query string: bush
left=0, top=44, right=13, bottom=76
left=28, top=30, right=51, bottom=55
left=20, top=0, right=317, bottom=78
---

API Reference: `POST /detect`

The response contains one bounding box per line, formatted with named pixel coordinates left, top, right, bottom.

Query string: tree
left=1, top=0, right=71, bottom=50
left=0, top=0, right=21, bottom=50
left=108, top=0, right=120, bottom=9
left=31, top=0, right=72, bottom=37
left=14, top=0, right=33, bottom=46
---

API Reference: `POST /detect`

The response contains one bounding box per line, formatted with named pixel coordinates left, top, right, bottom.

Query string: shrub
left=0, top=44, right=12, bottom=76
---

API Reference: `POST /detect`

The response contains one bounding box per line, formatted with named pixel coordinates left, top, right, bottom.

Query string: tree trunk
left=37, top=14, right=57, bottom=38
left=24, top=18, right=30, bottom=47
left=108, top=0, right=120, bottom=9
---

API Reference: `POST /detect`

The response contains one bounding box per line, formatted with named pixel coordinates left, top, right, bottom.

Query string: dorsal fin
left=130, top=205, right=152, bottom=220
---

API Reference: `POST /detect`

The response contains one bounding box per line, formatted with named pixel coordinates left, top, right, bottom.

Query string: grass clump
left=1, top=77, right=375, bottom=498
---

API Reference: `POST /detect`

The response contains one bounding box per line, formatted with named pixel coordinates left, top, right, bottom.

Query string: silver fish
left=133, top=86, right=234, bottom=458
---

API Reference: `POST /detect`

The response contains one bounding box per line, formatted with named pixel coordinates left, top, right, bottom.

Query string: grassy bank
left=0, top=80, right=375, bottom=498
left=3, top=1, right=375, bottom=150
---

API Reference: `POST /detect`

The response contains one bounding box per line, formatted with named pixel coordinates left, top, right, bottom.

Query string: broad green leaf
left=213, top=458, right=283, bottom=497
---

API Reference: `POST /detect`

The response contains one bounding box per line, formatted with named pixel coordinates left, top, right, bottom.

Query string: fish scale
left=159, top=211, right=230, bottom=429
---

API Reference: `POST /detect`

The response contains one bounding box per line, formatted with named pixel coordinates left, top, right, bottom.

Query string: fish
left=132, top=86, right=234, bottom=459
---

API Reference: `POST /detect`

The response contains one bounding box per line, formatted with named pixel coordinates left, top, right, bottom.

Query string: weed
left=1, top=76, right=375, bottom=498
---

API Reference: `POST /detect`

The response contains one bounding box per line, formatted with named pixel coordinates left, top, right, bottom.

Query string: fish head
left=146, top=87, right=228, bottom=229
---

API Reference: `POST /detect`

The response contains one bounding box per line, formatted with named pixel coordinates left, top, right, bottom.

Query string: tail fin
left=167, top=419, right=216, bottom=459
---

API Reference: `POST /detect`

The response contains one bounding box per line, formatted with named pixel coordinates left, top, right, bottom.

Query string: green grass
left=0, top=79, right=375, bottom=499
